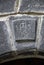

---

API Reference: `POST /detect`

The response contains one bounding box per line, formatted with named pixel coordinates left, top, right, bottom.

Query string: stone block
left=0, top=21, right=11, bottom=55
left=0, top=0, right=17, bottom=15
left=19, top=0, right=44, bottom=13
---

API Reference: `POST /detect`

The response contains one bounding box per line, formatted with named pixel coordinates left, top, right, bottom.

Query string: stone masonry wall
left=0, top=0, right=44, bottom=63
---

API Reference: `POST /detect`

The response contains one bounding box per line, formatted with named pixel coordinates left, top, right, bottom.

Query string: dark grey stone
left=9, top=15, right=38, bottom=53
left=0, top=21, right=11, bottom=55
left=19, top=0, right=44, bottom=12
left=0, top=16, right=39, bottom=62
left=13, top=18, right=36, bottom=41
left=16, top=42, right=36, bottom=51
left=0, top=0, right=16, bottom=14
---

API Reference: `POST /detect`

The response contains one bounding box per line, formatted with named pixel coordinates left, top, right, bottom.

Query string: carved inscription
left=13, top=19, right=36, bottom=41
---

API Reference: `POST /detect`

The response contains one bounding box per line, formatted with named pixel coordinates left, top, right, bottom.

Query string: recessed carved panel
left=13, top=19, right=36, bottom=41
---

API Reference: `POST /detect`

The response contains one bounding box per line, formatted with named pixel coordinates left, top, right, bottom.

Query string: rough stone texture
left=0, top=21, right=12, bottom=55
left=0, top=0, right=44, bottom=63
left=0, top=0, right=17, bottom=15
left=38, top=17, right=44, bottom=52
left=18, top=0, right=44, bottom=13
left=9, top=15, right=38, bottom=53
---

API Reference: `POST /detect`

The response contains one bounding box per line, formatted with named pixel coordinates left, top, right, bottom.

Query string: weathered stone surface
left=0, top=0, right=44, bottom=63
left=13, top=19, right=36, bottom=41
left=38, top=18, right=44, bottom=52
left=9, top=15, right=37, bottom=52
left=0, top=21, right=11, bottom=55
left=19, top=0, right=44, bottom=13
left=0, top=0, right=17, bottom=15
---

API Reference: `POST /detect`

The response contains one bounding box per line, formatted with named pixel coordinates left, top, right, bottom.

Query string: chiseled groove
left=0, top=55, right=44, bottom=64
left=0, top=12, right=44, bottom=17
